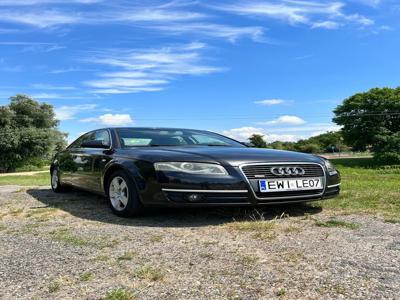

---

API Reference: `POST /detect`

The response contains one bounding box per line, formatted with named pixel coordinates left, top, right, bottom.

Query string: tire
left=107, top=170, right=143, bottom=217
left=51, top=167, right=68, bottom=193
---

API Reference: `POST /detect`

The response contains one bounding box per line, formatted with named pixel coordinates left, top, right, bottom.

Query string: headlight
left=324, top=159, right=337, bottom=175
left=154, top=162, right=228, bottom=175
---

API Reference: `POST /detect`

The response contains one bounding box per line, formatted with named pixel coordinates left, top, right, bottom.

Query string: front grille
left=241, top=163, right=324, bottom=179
left=240, top=163, right=325, bottom=200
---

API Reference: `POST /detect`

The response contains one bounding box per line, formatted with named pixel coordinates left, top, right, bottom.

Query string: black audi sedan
left=50, top=127, right=341, bottom=217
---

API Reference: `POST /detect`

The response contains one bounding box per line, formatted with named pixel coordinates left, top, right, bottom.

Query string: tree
left=333, top=87, right=400, bottom=163
left=0, top=95, right=67, bottom=172
left=249, top=134, right=267, bottom=148
left=306, top=131, right=349, bottom=153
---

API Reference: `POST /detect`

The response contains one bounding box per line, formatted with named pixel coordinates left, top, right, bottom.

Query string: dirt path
left=0, top=186, right=399, bottom=299
left=0, top=170, right=48, bottom=177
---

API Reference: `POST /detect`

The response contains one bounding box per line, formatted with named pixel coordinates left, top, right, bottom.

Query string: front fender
left=102, top=159, right=155, bottom=199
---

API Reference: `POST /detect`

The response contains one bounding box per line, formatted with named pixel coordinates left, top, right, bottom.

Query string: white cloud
left=55, top=104, right=97, bottom=121
left=0, top=0, right=102, bottom=5
left=0, top=10, right=81, bottom=28
left=257, top=115, right=306, bottom=125
left=221, top=126, right=302, bottom=142
left=31, top=93, right=84, bottom=100
left=0, top=41, right=64, bottom=52
left=0, top=2, right=265, bottom=42
left=254, top=99, right=285, bottom=106
left=48, top=67, right=81, bottom=74
left=222, top=122, right=341, bottom=143
left=80, top=114, right=133, bottom=126
left=312, top=21, right=341, bottom=29
left=0, top=4, right=206, bottom=28
left=212, top=1, right=374, bottom=29
left=212, top=1, right=342, bottom=23
left=262, top=123, right=341, bottom=133
left=222, top=126, right=265, bottom=141
left=350, top=0, right=381, bottom=7
left=148, top=23, right=265, bottom=43
left=31, top=83, right=76, bottom=90
left=345, top=13, right=374, bottom=26
left=84, top=43, right=224, bottom=94
left=85, top=78, right=168, bottom=89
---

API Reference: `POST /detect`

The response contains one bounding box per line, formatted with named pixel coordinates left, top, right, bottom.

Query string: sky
left=0, top=0, right=399, bottom=143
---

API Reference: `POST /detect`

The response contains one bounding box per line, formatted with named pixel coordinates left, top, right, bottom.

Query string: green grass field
left=315, top=158, right=400, bottom=220
left=0, top=172, right=50, bottom=186
left=0, top=158, right=398, bottom=219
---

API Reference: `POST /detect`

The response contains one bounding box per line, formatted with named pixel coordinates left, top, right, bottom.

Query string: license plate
left=259, top=177, right=324, bottom=193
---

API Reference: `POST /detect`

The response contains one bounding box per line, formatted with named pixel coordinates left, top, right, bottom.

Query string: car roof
left=102, top=127, right=209, bottom=132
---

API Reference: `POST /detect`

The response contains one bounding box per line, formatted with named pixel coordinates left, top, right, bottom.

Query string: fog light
left=186, top=193, right=204, bottom=202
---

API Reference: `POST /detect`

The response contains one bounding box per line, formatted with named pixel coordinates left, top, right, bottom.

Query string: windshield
left=116, top=128, right=244, bottom=148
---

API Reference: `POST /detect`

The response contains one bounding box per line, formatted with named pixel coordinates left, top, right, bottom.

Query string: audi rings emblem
left=270, top=167, right=305, bottom=176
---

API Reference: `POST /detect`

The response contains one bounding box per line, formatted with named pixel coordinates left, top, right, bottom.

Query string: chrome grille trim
left=239, top=162, right=327, bottom=201
left=162, top=188, right=248, bottom=193
left=242, top=163, right=324, bottom=179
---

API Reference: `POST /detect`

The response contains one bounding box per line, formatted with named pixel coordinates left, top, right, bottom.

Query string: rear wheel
left=107, top=170, right=143, bottom=217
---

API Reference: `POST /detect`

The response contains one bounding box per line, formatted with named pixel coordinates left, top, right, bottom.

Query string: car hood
left=118, top=146, right=324, bottom=167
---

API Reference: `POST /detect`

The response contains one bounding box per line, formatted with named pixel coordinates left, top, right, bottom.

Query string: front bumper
left=151, top=163, right=340, bottom=206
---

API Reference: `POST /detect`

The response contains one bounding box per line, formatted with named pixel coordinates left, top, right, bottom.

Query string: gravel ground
left=0, top=186, right=399, bottom=300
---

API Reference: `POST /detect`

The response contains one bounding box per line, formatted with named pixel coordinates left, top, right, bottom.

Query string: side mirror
left=81, top=140, right=110, bottom=149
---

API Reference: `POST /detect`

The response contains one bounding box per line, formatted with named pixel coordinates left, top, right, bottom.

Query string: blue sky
left=0, top=0, right=399, bottom=143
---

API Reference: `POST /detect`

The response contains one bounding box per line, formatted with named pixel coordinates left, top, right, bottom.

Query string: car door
left=67, top=131, right=96, bottom=189
left=85, top=129, right=113, bottom=192
left=57, top=135, right=84, bottom=185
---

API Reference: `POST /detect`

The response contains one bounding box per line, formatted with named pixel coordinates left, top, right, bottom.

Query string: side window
left=191, top=134, right=228, bottom=145
left=80, top=132, right=96, bottom=147
left=68, top=134, right=90, bottom=149
left=70, top=130, right=110, bottom=148
left=94, top=130, right=111, bottom=146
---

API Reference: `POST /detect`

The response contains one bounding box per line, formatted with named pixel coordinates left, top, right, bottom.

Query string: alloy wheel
left=109, top=176, right=129, bottom=211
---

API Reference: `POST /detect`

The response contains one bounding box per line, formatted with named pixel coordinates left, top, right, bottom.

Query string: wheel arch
left=102, top=162, right=143, bottom=202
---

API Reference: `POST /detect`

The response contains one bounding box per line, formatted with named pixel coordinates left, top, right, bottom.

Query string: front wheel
left=107, top=170, right=143, bottom=217
left=51, top=168, right=68, bottom=193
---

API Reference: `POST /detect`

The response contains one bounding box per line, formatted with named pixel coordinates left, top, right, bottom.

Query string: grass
left=48, top=279, right=62, bottom=293
left=106, top=288, right=136, bottom=300
left=50, top=228, right=91, bottom=247
left=314, top=158, right=400, bottom=219
left=117, top=251, right=136, bottom=261
left=384, top=218, right=400, bottom=224
left=49, top=228, right=119, bottom=249
left=0, top=172, right=49, bottom=186
left=276, top=288, right=287, bottom=298
left=228, top=220, right=276, bottom=231
left=228, top=220, right=277, bottom=240
left=150, top=235, right=163, bottom=242
left=315, top=219, right=360, bottom=229
left=134, top=265, right=165, bottom=281
left=80, top=271, right=94, bottom=282
left=239, top=254, right=259, bottom=266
